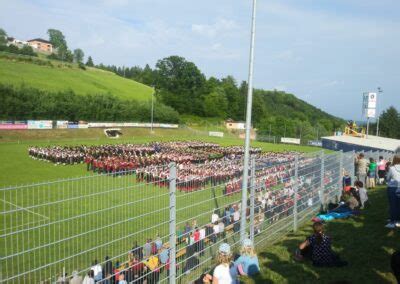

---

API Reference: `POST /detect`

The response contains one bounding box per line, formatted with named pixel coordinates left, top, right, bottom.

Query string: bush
left=78, top=62, right=86, bottom=70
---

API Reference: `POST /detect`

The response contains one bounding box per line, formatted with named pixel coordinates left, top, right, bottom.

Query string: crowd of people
left=355, top=151, right=400, bottom=229
left=29, top=142, right=303, bottom=194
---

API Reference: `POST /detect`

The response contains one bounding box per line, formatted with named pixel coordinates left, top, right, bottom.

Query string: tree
left=73, top=48, right=84, bottom=63
left=86, top=56, right=94, bottom=67
left=379, top=106, right=400, bottom=139
left=155, top=56, right=206, bottom=115
left=0, top=28, right=7, bottom=46
left=47, top=29, right=67, bottom=49
left=203, top=87, right=228, bottom=118
left=20, top=45, right=37, bottom=56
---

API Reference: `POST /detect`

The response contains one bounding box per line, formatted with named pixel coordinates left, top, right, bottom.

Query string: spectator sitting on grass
left=234, top=239, right=260, bottom=277
left=202, top=243, right=236, bottom=284
left=298, top=222, right=347, bottom=267
left=354, top=181, right=368, bottom=209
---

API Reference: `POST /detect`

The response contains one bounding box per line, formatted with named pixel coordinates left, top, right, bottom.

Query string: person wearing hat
left=234, top=239, right=260, bottom=277
left=212, top=243, right=235, bottom=284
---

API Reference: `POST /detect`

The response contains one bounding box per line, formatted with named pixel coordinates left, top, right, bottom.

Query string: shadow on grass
left=251, top=189, right=398, bottom=283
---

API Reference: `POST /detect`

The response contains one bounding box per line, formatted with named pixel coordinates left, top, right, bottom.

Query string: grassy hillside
left=0, top=53, right=153, bottom=100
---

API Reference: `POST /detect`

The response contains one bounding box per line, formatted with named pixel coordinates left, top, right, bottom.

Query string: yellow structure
left=344, top=121, right=365, bottom=138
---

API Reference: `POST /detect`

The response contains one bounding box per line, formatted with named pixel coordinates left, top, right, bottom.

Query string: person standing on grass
left=356, top=153, right=368, bottom=184
left=378, top=156, right=387, bottom=185
left=385, top=154, right=400, bottom=229
left=143, top=239, right=152, bottom=258
left=82, top=270, right=95, bottom=284
left=70, top=271, right=83, bottom=284
left=367, top=158, right=377, bottom=189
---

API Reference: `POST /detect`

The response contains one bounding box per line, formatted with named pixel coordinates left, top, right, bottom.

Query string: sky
left=1, top=0, right=399, bottom=120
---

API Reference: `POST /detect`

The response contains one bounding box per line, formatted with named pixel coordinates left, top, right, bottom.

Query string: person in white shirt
left=386, top=155, right=400, bottom=229
left=199, top=228, right=206, bottom=240
left=212, top=243, right=236, bottom=284
left=82, top=270, right=95, bottom=284
left=90, top=260, right=102, bottom=282
left=213, top=222, right=220, bottom=236
left=212, top=210, right=219, bottom=224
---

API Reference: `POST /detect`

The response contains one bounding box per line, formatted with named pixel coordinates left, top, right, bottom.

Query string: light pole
left=376, top=87, right=383, bottom=136
left=240, top=0, right=257, bottom=242
left=150, top=87, right=155, bottom=133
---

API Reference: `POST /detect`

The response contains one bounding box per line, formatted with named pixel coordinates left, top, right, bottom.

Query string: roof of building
left=27, top=38, right=52, bottom=44
left=322, top=134, right=400, bottom=152
left=7, top=37, right=15, bottom=41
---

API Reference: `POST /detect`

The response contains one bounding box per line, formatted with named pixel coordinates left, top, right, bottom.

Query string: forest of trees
left=368, top=106, right=400, bottom=139
left=96, top=56, right=344, bottom=140
left=0, top=84, right=179, bottom=123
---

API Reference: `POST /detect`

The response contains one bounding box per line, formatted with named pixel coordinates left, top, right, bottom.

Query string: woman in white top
left=386, top=155, right=400, bottom=229
left=212, top=243, right=236, bottom=284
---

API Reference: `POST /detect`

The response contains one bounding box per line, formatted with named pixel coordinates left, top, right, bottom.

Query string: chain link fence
left=1, top=150, right=392, bottom=283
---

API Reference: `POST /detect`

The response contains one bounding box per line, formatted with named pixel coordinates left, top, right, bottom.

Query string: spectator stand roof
left=321, top=134, right=400, bottom=153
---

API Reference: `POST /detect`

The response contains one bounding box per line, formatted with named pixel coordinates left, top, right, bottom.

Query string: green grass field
left=0, top=55, right=153, bottom=101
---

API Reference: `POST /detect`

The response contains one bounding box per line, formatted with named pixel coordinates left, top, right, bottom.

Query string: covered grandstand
left=322, top=134, right=400, bottom=153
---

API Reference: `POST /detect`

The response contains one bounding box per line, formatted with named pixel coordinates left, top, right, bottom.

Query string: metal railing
left=1, top=150, right=387, bottom=283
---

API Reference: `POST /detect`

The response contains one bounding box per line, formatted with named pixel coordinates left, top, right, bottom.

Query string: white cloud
left=191, top=18, right=239, bottom=38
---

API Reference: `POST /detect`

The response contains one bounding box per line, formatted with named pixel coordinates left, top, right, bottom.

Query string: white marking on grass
left=0, top=219, right=47, bottom=233
left=1, top=198, right=50, bottom=220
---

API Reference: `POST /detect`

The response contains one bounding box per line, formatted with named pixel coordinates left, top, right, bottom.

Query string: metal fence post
left=249, top=156, right=256, bottom=242
left=293, top=154, right=299, bottom=232
left=351, top=150, right=356, bottom=183
left=169, top=163, right=176, bottom=284
left=338, top=150, right=343, bottom=201
left=320, top=151, right=325, bottom=210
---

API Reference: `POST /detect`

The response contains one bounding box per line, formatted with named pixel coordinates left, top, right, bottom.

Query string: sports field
left=0, top=128, right=320, bottom=283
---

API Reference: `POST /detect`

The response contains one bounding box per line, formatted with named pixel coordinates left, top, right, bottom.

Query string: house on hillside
left=6, top=37, right=28, bottom=48
left=225, top=119, right=257, bottom=140
left=27, top=38, right=53, bottom=53
left=225, top=119, right=246, bottom=130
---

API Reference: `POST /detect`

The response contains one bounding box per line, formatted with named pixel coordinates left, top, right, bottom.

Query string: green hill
left=0, top=52, right=153, bottom=100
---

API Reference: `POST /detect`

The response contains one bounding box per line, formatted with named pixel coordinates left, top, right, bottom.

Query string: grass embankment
left=248, top=188, right=399, bottom=283
left=0, top=128, right=319, bottom=186
left=0, top=53, right=153, bottom=100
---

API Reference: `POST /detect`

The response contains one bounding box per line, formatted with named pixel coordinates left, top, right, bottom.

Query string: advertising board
left=27, top=120, right=53, bottom=129
left=281, top=137, right=301, bottom=145
left=209, top=131, right=224, bottom=138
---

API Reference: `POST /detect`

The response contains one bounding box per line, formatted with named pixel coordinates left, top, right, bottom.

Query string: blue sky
left=1, top=0, right=399, bottom=119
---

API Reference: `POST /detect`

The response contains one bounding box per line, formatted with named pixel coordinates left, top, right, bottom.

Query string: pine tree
left=86, top=56, right=94, bottom=67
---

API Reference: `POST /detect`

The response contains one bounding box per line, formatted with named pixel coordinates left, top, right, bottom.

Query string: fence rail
left=0, top=149, right=391, bottom=283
